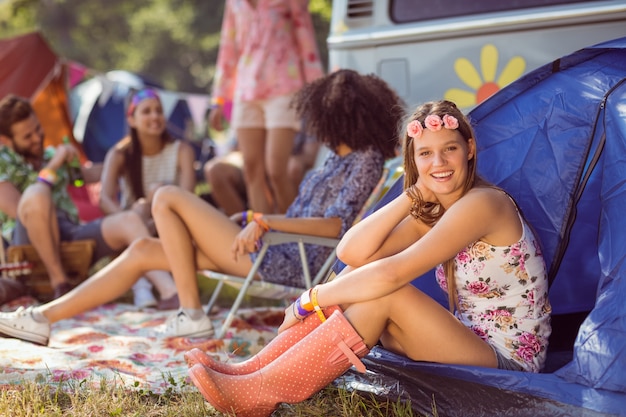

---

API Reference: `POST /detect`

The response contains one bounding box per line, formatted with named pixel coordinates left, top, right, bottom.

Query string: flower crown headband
left=406, top=114, right=459, bottom=139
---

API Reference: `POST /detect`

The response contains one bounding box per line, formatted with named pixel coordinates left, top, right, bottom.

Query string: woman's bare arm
left=98, top=148, right=125, bottom=214
left=176, top=140, right=197, bottom=192
left=318, top=188, right=513, bottom=306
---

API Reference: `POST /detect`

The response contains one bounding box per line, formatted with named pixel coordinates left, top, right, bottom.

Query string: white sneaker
left=133, top=277, right=157, bottom=308
left=0, top=306, right=50, bottom=345
left=160, top=309, right=214, bottom=338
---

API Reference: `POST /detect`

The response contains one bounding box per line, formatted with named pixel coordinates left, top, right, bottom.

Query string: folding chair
left=200, top=156, right=404, bottom=338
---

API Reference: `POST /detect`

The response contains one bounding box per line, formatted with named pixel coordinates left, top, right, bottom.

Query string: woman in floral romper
left=322, top=99, right=551, bottom=372
left=186, top=99, right=552, bottom=417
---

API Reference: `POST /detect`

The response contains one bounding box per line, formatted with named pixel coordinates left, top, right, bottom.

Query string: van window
left=391, top=0, right=601, bottom=23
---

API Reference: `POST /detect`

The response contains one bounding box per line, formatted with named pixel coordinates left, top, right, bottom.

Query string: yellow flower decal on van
left=445, top=44, right=526, bottom=108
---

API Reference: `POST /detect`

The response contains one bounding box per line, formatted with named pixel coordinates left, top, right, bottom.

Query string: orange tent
left=0, top=32, right=101, bottom=221
left=0, top=31, right=83, bottom=157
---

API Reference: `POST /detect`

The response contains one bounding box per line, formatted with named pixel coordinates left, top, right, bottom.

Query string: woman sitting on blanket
left=183, top=100, right=553, bottom=417
left=0, top=69, right=403, bottom=343
left=100, top=88, right=197, bottom=310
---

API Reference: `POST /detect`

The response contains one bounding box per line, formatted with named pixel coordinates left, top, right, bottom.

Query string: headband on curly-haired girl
left=406, top=114, right=459, bottom=139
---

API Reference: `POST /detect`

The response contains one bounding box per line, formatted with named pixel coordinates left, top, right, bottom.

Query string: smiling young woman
left=186, top=100, right=552, bottom=417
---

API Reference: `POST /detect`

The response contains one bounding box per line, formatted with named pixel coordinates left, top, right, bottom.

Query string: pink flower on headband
left=406, top=120, right=423, bottom=139
left=407, top=114, right=460, bottom=139
left=442, top=114, right=459, bottom=129
left=424, top=115, right=443, bottom=131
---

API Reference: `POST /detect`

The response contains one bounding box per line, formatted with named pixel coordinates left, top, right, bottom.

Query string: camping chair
left=201, top=156, right=404, bottom=338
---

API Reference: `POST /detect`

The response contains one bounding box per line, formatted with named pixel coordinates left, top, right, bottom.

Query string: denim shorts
left=12, top=211, right=115, bottom=262
left=492, top=346, right=525, bottom=371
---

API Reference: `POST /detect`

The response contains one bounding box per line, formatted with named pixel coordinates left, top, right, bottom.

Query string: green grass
left=0, top=373, right=434, bottom=416
left=0, top=275, right=436, bottom=416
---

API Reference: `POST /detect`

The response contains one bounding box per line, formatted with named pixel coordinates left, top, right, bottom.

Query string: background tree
left=0, top=0, right=331, bottom=94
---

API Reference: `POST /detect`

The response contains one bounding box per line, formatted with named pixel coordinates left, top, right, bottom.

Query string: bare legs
left=39, top=237, right=169, bottom=323
left=99, top=203, right=178, bottom=300
left=266, top=128, right=297, bottom=213
left=31, top=187, right=253, bottom=327
left=238, top=128, right=272, bottom=213
left=238, top=127, right=296, bottom=214
left=151, top=186, right=253, bottom=309
left=342, top=284, right=498, bottom=368
left=17, top=182, right=178, bottom=301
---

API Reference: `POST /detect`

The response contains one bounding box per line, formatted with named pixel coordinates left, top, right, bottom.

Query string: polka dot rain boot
left=188, top=310, right=369, bottom=417
left=184, top=305, right=341, bottom=375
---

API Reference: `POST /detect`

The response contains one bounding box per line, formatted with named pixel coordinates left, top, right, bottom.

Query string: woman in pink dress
left=208, top=0, right=324, bottom=214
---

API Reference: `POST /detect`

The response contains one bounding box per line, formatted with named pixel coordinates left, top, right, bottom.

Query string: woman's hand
left=278, top=303, right=300, bottom=333
left=230, top=211, right=244, bottom=224
left=131, top=198, right=151, bottom=218
left=230, top=222, right=265, bottom=260
left=208, top=106, right=225, bottom=132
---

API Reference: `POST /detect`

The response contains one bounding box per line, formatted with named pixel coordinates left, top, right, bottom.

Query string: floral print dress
left=212, top=0, right=324, bottom=103
left=254, top=147, right=385, bottom=287
left=435, top=214, right=552, bottom=372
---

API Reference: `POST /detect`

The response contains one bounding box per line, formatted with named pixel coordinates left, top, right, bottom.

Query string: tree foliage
left=0, top=0, right=331, bottom=93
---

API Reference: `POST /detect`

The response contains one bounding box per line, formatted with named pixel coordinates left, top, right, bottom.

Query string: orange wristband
left=310, top=286, right=326, bottom=322
left=299, top=288, right=314, bottom=311
left=253, top=213, right=270, bottom=232
left=37, top=168, right=57, bottom=186
left=211, top=96, right=225, bottom=108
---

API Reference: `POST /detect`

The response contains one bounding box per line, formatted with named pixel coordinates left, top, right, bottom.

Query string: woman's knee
left=266, top=163, right=289, bottom=188
left=128, top=236, right=160, bottom=257
left=241, top=157, right=265, bottom=180
left=116, top=209, right=144, bottom=225
left=265, top=152, right=291, bottom=186
left=152, top=184, right=182, bottom=215
left=102, top=210, right=148, bottom=244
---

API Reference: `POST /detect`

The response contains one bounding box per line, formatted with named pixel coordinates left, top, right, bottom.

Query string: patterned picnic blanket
left=0, top=296, right=284, bottom=393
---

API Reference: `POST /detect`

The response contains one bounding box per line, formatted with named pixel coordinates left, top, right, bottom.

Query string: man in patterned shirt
left=0, top=95, right=162, bottom=300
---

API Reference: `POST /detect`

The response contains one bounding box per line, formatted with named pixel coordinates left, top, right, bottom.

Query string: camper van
left=327, top=0, right=626, bottom=109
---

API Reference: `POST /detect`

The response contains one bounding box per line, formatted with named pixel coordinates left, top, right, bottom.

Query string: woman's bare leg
left=238, top=128, right=273, bottom=213
left=266, top=127, right=296, bottom=213
left=344, top=285, right=498, bottom=368
left=144, top=270, right=178, bottom=299
left=100, top=209, right=178, bottom=301
left=151, top=186, right=253, bottom=310
left=38, top=237, right=170, bottom=323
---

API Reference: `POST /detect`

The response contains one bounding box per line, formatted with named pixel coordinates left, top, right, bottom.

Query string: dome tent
left=346, top=36, right=626, bottom=416
left=70, top=70, right=195, bottom=163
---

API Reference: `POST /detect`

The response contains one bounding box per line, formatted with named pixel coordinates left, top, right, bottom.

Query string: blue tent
left=347, top=37, right=626, bottom=416
left=70, top=70, right=194, bottom=163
